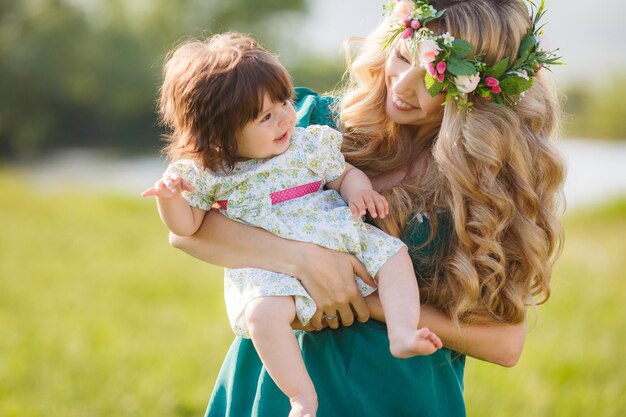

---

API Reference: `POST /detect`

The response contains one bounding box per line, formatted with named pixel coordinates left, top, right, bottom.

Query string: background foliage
left=1, top=0, right=621, bottom=161
left=0, top=0, right=309, bottom=157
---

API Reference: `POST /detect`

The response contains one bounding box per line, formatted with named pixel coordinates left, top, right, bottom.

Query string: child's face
left=236, top=92, right=296, bottom=160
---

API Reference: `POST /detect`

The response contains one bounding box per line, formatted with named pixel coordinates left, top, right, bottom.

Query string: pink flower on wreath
left=417, top=39, right=442, bottom=66
left=491, top=85, right=502, bottom=94
left=394, top=0, right=415, bottom=21
left=437, top=73, right=445, bottom=83
left=427, top=63, right=437, bottom=77
left=436, top=61, right=447, bottom=74
left=485, top=76, right=500, bottom=87
left=402, top=28, right=414, bottom=39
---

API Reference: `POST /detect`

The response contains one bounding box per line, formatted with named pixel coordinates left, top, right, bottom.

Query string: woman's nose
left=393, top=66, right=421, bottom=97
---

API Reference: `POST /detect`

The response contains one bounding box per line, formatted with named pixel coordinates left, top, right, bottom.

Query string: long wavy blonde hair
left=340, top=0, right=566, bottom=325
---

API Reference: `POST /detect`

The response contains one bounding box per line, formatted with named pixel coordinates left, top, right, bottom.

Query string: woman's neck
left=370, top=122, right=439, bottom=192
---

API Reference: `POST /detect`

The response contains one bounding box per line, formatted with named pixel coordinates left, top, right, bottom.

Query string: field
left=1, top=171, right=625, bottom=416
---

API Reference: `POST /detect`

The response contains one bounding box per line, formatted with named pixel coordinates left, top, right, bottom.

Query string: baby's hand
left=348, top=189, right=389, bottom=219
left=141, top=174, right=194, bottom=199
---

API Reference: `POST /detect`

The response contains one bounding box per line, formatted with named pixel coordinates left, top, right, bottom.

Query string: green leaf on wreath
left=447, top=59, right=477, bottom=76
left=477, top=87, right=491, bottom=98
left=487, top=57, right=510, bottom=78
left=499, top=76, right=533, bottom=95
left=451, top=39, right=474, bottom=59
left=518, top=34, right=535, bottom=60
left=425, top=73, right=445, bottom=96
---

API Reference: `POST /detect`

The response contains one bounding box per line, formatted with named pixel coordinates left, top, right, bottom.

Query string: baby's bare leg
left=376, top=247, right=442, bottom=358
left=245, top=297, right=317, bottom=417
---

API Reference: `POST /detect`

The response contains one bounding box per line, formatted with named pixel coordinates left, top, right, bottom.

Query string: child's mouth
left=274, top=131, right=289, bottom=143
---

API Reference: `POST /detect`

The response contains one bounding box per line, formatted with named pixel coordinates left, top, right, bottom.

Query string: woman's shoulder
left=294, top=87, right=340, bottom=130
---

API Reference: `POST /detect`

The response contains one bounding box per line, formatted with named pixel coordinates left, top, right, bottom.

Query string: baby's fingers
left=162, top=175, right=179, bottom=192
left=141, top=187, right=157, bottom=197
left=349, top=200, right=366, bottom=219
left=180, top=178, right=194, bottom=192
left=373, top=195, right=388, bottom=219
left=364, top=195, right=380, bottom=218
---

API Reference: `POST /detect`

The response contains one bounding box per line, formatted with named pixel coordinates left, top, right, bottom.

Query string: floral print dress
left=166, top=125, right=405, bottom=337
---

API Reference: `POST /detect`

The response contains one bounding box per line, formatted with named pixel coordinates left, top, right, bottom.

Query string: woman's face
left=384, top=42, right=445, bottom=126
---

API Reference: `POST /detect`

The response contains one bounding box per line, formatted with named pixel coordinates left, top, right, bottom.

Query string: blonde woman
left=171, top=0, right=565, bottom=415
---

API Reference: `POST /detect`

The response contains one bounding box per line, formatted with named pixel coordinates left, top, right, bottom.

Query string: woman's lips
left=391, top=94, right=418, bottom=111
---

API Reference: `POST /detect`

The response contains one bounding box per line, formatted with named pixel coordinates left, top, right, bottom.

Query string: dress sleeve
left=164, top=159, right=216, bottom=211
left=294, top=87, right=339, bottom=129
left=304, top=125, right=346, bottom=183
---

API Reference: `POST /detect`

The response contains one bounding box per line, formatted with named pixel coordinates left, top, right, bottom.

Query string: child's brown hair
left=159, top=32, right=293, bottom=171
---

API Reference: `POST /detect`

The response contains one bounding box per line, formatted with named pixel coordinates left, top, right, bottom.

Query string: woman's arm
left=170, top=208, right=375, bottom=329
left=365, top=294, right=525, bottom=367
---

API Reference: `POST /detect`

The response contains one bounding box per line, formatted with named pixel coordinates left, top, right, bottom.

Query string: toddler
left=143, top=32, right=441, bottom=417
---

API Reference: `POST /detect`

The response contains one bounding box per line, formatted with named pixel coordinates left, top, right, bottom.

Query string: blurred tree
left=0, top=0, right=308, bottom=159
left=290, top=55, right=346, bottom=96
left=562, top=76, right=626, bottom=140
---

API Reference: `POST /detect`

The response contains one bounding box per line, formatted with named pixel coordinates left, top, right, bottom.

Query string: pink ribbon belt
left=216, top=180, right=322, bottom=210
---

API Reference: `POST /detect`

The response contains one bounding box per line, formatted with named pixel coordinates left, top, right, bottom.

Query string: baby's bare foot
left=289, top=392, right=317, bottom=417
left=389, top=327, right=442, bottom=358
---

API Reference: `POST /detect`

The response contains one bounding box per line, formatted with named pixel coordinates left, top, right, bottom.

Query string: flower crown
left=383, top=0, right=562, bottom=110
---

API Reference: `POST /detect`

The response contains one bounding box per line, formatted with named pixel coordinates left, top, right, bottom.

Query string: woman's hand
left=170, top=210, right=376, bottom=331
left=291, top=319, right=327, bottom=332
left=293, top=242, right=375, bottom=330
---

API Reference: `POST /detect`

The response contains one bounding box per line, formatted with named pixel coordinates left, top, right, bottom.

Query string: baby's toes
left=427, top=332, right=442, bottom=349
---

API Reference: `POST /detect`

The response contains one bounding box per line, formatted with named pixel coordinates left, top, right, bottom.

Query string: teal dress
left=205, top=88, right=466, bottom=417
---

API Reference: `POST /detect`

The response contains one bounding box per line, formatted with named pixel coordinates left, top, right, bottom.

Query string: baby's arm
left=142, top=174, right=207, bottom=236
left=326, top=163, right=389, bottom=219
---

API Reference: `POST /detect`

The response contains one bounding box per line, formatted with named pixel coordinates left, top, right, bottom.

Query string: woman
left=171, top=0, right=565, bottom=415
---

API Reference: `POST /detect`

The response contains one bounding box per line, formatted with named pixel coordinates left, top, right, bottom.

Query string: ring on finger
left=323, top=314, right=338, bottom=321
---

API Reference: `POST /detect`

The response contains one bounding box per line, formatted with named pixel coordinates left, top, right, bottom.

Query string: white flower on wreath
left=410, top=9, right=422, bottom=19
left=416, top=38, right=442, bottom=66
left=455, top=73, right=481, bottom=93
left=394, top=0, right=415, bottom=20
left=441, top=32, right=455, bottom=46
left=509, top=69, right=529, bottom=80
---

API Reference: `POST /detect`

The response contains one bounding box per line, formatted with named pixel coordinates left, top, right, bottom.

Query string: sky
left=296, top=0, right=626, bottom=85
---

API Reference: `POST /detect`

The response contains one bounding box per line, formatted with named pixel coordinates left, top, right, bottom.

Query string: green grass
left=465, top=199, right=626, bottom=416
left=1, top=171, right=625, bottom=416
left=0, top=172, right=230, bottom=417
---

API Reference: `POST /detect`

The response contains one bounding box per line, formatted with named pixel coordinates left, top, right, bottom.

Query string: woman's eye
left=261, top=113, right=271, bottom=122
left=396, top=49, right=411, bottom=64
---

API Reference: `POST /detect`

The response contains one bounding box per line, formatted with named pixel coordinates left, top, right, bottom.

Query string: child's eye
left=282, top=100, right=292, bottom=107
left=396, top=49, right=411, bottom=64
left=261, top=113, right=271, bottom=122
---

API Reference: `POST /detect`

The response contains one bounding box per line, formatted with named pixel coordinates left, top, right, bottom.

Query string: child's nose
left=279, top=109, right=291, bottom=126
